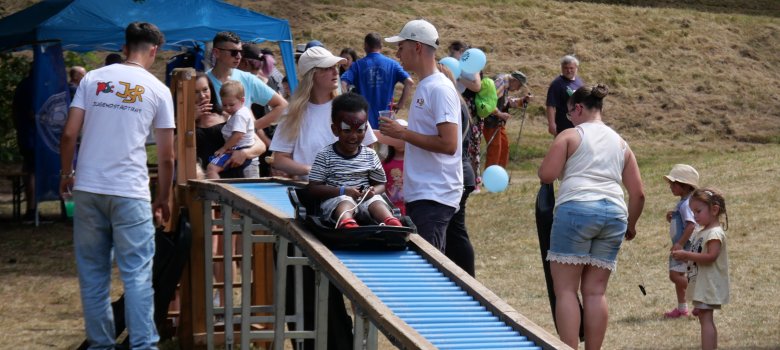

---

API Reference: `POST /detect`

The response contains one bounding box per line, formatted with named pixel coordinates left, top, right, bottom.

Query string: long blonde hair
left=277, top=68, right=339, bottom=140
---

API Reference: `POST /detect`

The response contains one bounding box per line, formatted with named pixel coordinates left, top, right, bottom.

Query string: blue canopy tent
left=0, top=0, right=297, bottom=224
left=0, top=0, right=298, bottom=90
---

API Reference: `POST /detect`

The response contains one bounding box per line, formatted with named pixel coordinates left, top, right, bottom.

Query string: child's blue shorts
left=208, top=146, right=251, bottom=168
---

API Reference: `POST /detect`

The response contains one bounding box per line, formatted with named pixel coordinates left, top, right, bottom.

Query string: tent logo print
left=96, top=81, right=114, bottom=95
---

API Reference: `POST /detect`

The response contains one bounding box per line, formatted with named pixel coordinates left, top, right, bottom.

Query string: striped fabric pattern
left=309, top=144, right=386, bottom=187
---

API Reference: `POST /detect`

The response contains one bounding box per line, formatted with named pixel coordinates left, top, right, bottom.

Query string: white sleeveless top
left=555, top=122, right=627, bottom=215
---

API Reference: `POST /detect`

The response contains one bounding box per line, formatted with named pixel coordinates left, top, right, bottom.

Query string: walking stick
left=506, top=101, right=529, bottom=191
left=484, top=121, right=503, bottom=149
left=513, top=100, right=529, bottom=147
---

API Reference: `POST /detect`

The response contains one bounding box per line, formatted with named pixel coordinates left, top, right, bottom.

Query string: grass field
left=2, top=125, right=778, bottom=349
left=1, top=0, right=779, bottom=349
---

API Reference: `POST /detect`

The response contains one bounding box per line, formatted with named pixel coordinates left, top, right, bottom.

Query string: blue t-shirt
left=545, top=75, right=584, bottom=133
left=207, top=68, right=275, bottom=108
left=341, top=52, right=411, bottom=128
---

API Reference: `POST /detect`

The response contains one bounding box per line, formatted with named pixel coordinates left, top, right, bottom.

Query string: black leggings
left=444, top=186, right=476, bottom=276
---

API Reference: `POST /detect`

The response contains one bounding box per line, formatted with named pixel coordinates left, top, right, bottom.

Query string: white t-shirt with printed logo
left=404, top=72, right=463, bottom=209
left=71, top=64, right=175, bottom=200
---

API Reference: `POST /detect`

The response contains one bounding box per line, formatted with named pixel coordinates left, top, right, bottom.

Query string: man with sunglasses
left=380, top=19, right=462, bottom=252
left=207, top=32, right=287, bottom=141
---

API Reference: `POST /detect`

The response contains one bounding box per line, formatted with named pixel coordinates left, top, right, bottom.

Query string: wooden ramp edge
left=189, top=179, right=569, bottom=350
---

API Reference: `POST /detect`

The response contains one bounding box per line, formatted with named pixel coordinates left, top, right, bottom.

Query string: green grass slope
left=246, top=0, right=780, bottom=144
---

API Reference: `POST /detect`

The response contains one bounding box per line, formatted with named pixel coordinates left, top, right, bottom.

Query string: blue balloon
left=483, top=165, right=509, bottom=193
left=459, top=48, right=487, bottom=74
left=439, top=57, right=461, bottom=80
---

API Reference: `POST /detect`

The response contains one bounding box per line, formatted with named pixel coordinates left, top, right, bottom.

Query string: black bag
left=483, top=115, right=503, bottom=128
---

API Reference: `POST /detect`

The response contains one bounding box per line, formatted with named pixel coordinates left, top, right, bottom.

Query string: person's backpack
left=475, top=77, right=498, bottom=119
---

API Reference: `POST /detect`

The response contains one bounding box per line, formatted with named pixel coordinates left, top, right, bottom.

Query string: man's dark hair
left=448, top=40, right=467, bottom=53
left=125, top=22, right=164, bottom=51
left=260, top=48, right=274, bottom=57
left=213, top=31, right=241, bottom=47
left=331, top=92, right=369, bottom=123
left=364, top=33, right=382, bottom=50
left=104, top=53, right=123, bottom=66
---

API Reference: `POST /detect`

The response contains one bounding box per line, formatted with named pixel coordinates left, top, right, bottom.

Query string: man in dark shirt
left=341, top=33, right=413, bottom=129
left=545, top=55, right=584, bottom=136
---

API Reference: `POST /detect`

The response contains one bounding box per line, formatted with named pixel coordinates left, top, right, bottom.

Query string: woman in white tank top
left=537, top=84, right=646, bottom=349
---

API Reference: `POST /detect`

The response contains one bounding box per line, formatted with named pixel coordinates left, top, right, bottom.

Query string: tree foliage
left=0, top=50, right=101, bottom=163
left=0, top=53, right=31, bottom=162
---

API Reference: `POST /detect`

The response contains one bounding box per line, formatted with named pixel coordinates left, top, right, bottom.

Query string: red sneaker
left=337, top=218, right=359, bottom=229
left=663, top=308, right=689, bottom=318
left=383, top=217, right=403, bottom=227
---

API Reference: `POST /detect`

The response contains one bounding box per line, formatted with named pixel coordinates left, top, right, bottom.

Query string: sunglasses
left=216, top=47, right=242, bottom=57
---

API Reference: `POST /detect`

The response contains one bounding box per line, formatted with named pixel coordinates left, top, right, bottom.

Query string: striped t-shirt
left=309, top=144, right=386, bottom=187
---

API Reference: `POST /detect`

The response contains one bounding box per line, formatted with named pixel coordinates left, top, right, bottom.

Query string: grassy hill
left=2, top=0, right=778, bottom=144
left=242, top=0, right=780, bottom=145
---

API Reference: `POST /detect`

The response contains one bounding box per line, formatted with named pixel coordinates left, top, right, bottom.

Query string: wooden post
left=252, top=234, right=275, bottom=348
left=168, top=68, right=208, bottom=349
left=170, top=68, right=276, bottom=348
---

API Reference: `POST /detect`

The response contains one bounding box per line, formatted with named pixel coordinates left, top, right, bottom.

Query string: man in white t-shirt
left=207, top=31, right=288, bottom=135
left=59, top=22, right=174, bottom=349
left=381, top=19, right=463, bottom=251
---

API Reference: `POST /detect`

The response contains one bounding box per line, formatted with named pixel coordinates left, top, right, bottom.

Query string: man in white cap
left=380, top=19, right=463, bottom=251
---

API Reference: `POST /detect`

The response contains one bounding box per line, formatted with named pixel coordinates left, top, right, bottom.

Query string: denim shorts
left=548, top=199, right=628, bottom=271
left=669, top=209, right=692, bottom=272
left=669, top=242, right=691, bottom=273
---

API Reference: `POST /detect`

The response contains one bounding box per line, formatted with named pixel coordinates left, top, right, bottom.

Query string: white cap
left=297, top=46, right=346, bottom=77
left=385, top=19, right=439, bottom=48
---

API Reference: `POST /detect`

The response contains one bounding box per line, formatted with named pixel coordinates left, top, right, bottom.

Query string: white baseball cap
left=297, top=46, right=345, bottom=77
left=385, top=19, right=439, bottom=48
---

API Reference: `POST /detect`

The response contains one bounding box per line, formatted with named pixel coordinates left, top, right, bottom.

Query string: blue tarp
left=32, top=42, right=70, bottom=208
left=0, top=0, right=297, bottom=90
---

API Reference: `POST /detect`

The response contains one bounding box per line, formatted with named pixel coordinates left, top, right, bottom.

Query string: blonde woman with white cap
left=269, top=46, right=378, bottom=180
left=268, top=46, right=374, bottom=350
left=663, top=163, right=700, bottom=319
